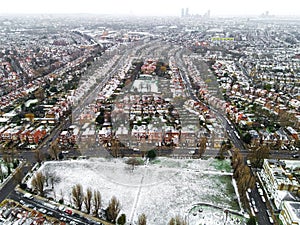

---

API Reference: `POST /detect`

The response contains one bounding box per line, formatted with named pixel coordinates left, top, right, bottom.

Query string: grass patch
left=151, top=159, right=161, bottom=164
left=210, top=159, right=232, bottom=172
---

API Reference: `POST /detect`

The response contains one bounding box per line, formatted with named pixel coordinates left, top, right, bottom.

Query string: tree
left=109, top=137, right=120, bottom=158
left=3, top=154, right=12, bottom=176
left=49, top=86, right=58, bottom=93
left=93, top=190, right=102, bottom=216
left=96, top=109, right=105, bottom=125
left=25, top=113, right=35, bottom=122
left=126, top=157, right=141, bottom=170
left=49, top=141, right=60, bottom=160
left=146, top=150, right=156, bottom=160
left=34, top=149, right=44, bottom=165
left=84, top=187, right=93, bottom=214
left=31, top=172, right=46, bottom=196
left=248, top=145, right=270, bottom=168
left=14, top=167, right=23, bottom=185
left=218, top=141, right=229, bottom=160
left=106, top=196, right=121, bottom=223
left=138, top=213, right=147, bottom=225
left=34, top=88, right=45, bottom=101
left=243, top=132, right=252, bottom=145
left=232, top=148, right=243, bottom=176
left=169, top=218, right=176, bottom=225
left=117, top=214, right=126, bottom=225
left=0, top=166, right=4, bottom=182
left=247, top=216, right=257, bottom=225
left=168, top=215, right=187, bottom=225
left=72, top=184, right=84, bottom=211
left=197, top=137, right=207, bottom=158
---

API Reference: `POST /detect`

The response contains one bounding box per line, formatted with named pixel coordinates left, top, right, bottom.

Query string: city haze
left=1, top=0, right=300, bottom=17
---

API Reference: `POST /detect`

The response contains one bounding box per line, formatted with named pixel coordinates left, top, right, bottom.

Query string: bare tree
left=168, top=215, right=187, bottom=225
left=31, top=172, right=46, bottom=196
left=34, top=149, right=44, bottom=165
left=138, top=213, right=147, bottom=225
left=106, top=196, right=121, bottom=223
left=197, top=137, right=207, bottom=158
left=84, top=187, right=93, bottom=214
left=93, top=190, right=102, bottom=216
left=72, top=184, right=84, bottom=211
left=13, top=167, right=23, bottom=185
left=0, top=166, right=3, bottom=182
left=126, top=157, right=142, bottom=170
left=49, top=141, right=60, bottom=160
left=3, top=154, right=12, bottom=175
left=232, top=148, right=243, bottom=176
left=248, top=145, right=270, bottom=168
left=169, top=218, right=175, bottom=225
left=34, top=87, right=45, bottom=101
left=111, top=137, right=120, bottom=157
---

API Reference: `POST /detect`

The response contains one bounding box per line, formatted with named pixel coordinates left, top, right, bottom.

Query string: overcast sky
left=1, top=0, right=299, bottom=17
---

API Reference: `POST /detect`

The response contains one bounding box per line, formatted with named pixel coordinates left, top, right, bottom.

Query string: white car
left=38, top=208, right=47, bottom=214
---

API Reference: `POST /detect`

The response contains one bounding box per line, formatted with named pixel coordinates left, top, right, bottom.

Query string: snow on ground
left=31, top=157, right=246, bottom=225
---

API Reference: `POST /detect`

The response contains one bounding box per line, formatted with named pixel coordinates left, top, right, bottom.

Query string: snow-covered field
left=32, top=157, right=246, bottom=225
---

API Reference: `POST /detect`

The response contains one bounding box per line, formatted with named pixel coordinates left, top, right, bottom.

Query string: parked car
left=65, top=209, right=73, bottom=215
left=38, top=208, right=47, bottom=214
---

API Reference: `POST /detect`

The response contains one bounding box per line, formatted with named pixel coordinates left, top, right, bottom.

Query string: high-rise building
left=185, top=8, right=189, bottom=17
left=181, top=8, right=185, bottom=17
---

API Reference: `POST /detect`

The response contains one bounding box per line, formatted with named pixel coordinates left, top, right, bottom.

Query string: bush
left=247, top=216, right=256, bottom=225
left=117, top=214, right=126, bottom=225
left=146, top=150, right=156, bottom=160
left=20, top=183, right=27, bottom=190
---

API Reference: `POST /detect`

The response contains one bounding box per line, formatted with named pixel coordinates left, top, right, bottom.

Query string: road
left=0, top=163, right=31, bottom=203
left=248, top=181, right=273, bottom=225
left=8, top=190, right=105, bottom=225
left=173, top=46, right=247, bottom=151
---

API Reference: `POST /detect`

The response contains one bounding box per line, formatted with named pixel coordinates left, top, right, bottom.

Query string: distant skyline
left=1, top=0, right=300, bottom=17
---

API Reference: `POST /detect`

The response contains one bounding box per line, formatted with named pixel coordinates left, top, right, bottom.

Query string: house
left=279, top=201, right=300, bottom=225
left=286, top=126, right=299, bottom=141
left=27, top=126, right=47, bottom=144
left=259, top=159, right=300, bottom=210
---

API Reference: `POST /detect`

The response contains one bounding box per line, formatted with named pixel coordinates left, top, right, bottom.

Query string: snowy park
left=32, top=157, right=247, bottom=224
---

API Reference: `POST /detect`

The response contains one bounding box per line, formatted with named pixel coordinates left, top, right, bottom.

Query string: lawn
left=30, top=157, right=246, bottom=225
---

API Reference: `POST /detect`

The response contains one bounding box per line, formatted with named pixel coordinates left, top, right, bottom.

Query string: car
left=292, top=154, right=299, bottom=158
left=65, top=209, right=73, bottom=215
left=58, top=205, right=65, bottom=211
left=261, top=196, right=266, bottom=203
left=26, top=204, right=34, bottom=208
left=256, top=182, right=260, bottom=188
left=47, top=211, right=54, bottom=216
left=269, top=216, right=274, bottom=224
left=20, top=200, right=25, bottom=205
left=60, top=217, right=67, bottom=222
left=23, top=193, right=33, bottom=199
left=253, top=206, right=259, bottom=213
left=38, top=208, right=47, bottom=214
